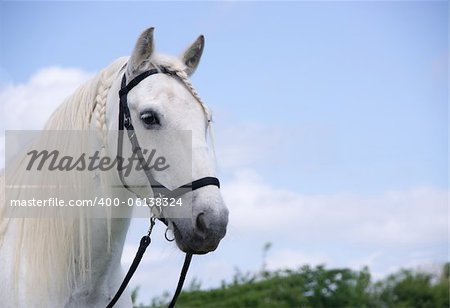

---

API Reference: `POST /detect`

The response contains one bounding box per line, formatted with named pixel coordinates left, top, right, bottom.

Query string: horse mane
left=0, top=57, right=128, bottom=305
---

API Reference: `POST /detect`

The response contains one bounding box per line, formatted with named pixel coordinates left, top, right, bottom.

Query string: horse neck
left=64, top=188, right=134, bottom=307
left=88, top=173, right=134, bottom=273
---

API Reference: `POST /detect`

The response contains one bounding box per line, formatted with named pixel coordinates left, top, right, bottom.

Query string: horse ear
left=181, top=35, right=204, bottom=76
left=127, top=27, right=155, bottom=77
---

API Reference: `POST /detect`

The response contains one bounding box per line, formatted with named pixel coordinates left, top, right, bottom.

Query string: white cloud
left=0, top=67, right=92, bottom=168
left=214, top=123, right=288, bottom=171
left=223, top=170, right=448, bottom=247
left=0, top=67, right=92, bottom=131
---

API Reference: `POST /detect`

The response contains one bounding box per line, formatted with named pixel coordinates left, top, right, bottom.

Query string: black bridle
left=117, top=68, right=220, bottom=200
left=106, top=68, right=220, bottom=308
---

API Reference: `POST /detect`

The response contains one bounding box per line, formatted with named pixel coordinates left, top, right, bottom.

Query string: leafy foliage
left=133, top=263, right=449, bottom=308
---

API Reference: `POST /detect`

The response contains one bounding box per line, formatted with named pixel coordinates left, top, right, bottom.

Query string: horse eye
left=140, top=111, right=160, bottom=128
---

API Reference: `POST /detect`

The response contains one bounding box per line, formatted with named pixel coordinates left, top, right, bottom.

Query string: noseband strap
left=117, top=69, right=220, bottom=198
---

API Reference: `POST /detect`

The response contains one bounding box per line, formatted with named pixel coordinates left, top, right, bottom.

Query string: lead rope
left=106, top=217, right=192, bottom=308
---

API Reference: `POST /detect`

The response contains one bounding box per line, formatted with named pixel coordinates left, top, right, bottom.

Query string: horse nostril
left=196, top=213, right=207, bottom=234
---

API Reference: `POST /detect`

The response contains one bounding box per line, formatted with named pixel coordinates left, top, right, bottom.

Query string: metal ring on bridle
left=165, top=227, right=175, bottom=242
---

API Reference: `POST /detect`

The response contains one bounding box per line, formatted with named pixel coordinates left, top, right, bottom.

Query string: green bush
left=134, top=263, right=449, bottom=308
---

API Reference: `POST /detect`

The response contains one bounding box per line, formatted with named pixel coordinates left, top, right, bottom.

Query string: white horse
left=0, top=28, right=228, bottom=307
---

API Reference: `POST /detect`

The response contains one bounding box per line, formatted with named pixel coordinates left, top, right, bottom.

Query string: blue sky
left=3, top=1, right=446, bottom=194
left=1, top=1, right=448, bottom=304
